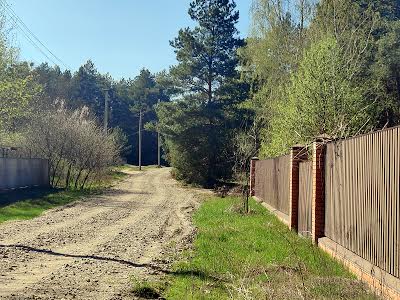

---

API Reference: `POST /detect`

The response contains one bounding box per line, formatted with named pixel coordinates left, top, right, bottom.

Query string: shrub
left=24, top=102, right=122, bottom=189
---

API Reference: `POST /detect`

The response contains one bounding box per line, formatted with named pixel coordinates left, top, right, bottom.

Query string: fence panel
left=298, top=161, right=312, bottom=237
left=254, top=155, right=290, bottom=216
left=325, top=127, right=400, bottom=278
left=0, top=158, right=49, bottom=190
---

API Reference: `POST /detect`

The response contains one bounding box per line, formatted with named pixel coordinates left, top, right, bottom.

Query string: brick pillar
left=249, top=157, right=259, bottom=197
left=289, top=146, right=308, bottom=231
left=312, top=139, right=327, bottom=244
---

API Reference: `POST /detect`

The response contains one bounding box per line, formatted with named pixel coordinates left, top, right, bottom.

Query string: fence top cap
left=315, top=134, right=332, bottom=143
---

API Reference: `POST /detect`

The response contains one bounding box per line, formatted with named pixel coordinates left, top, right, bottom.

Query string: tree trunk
left=80, top=170, right=92, bottom=190
left=74, top=170, right=83, bottom=190
left=51, top=158, right=62, bottom=186
left=65, top=164, right=72, bottom=189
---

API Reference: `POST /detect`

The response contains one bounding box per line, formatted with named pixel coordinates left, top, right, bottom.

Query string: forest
left=1, top=0, right=399, bottom=188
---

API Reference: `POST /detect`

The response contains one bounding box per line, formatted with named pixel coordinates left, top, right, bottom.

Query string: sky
left=6, top=0, right=252, bottom=79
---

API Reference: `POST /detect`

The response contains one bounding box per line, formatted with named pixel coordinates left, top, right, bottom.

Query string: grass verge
left=0, top=165, right=134, bottom=224
left=141, top=197, right=379, bottom=300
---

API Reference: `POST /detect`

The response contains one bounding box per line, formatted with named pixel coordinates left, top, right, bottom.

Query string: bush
left=23, top=102, right=122, bottom=189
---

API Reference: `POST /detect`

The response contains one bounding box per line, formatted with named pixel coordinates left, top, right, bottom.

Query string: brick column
left=249, top=157, right=259, bottom=197
left=289, top=146, right=308, bottom=231
left=312, top=139, right=327, bottom=244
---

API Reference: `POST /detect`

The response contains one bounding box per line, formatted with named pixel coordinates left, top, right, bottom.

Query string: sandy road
left=0, top=168, right=201, bottom=299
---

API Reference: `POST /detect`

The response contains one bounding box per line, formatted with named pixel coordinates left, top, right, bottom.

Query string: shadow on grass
left=0, top=244, right=222, bottom=282
left=0, top=187, right=61, bottom=208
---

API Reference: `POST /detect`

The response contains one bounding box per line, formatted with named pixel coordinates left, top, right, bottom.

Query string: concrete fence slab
left=0, top=158, right=50, bottom=190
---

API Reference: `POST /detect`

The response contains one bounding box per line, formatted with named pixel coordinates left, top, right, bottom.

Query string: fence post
left=311, top=136, right=329, bottom=244
left=249, top=157, right=259, bottom=197
left=289, top=145, right=307, bottom=231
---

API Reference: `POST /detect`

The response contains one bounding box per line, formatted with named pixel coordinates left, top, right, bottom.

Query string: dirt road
left=0, top=168, right=201, bottom=299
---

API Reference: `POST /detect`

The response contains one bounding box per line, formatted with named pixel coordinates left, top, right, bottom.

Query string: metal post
left=138, top=109, right=142, bottom=171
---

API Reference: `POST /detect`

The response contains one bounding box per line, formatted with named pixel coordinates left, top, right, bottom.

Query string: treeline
left=242, top=0, right=400, bottom=157
left=33, top=62, right=170, bottom=165
left=153, top=0, right=400, bottom=187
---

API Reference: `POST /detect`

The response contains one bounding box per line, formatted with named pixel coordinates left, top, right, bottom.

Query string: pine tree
left=170, top=0, right=243, bottom=104
left=157, top=0, right=249, bottom=186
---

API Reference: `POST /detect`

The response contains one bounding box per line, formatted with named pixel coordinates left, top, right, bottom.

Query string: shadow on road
left=0, top=244, right=223, bottom=282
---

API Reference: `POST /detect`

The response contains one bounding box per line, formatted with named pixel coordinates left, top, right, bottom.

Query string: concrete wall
left=0, top=158, right=49, bottom=190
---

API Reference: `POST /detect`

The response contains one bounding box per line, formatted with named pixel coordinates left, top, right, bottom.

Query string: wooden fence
left=325, top=127, right=400, bottom=279
left=254, top=155, right=290, bottom=217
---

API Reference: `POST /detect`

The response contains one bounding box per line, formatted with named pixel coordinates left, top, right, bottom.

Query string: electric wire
left=0, top=0, right=70, bottom=69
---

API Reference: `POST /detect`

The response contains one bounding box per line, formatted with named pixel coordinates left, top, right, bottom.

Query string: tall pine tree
left=157, top=0, right=248, bottom=186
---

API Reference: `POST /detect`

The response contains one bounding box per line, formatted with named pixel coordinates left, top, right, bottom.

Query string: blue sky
left=7, top=0, right=251, bottom=79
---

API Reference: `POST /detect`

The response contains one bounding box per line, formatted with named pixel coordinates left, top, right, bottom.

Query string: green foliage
left=170, top=0, right=243, bottom=102
left=0, top=31, right=41, bottom=132
left=157, top=100, right=241, bottom=186
left=157, top=0, right=249, bottom=186
left=164, top=197, right=377, bottom=299
left=0, top=75, right=41, bottom=130
left=128, top=69, right=159, bottom=113
left=34, top=63, right=73, bottom=105
left=370, top=20, right=400, bottom=126
left=265, top=37, right=369, bottom=156
left=243, top=0, right=400, bottom=157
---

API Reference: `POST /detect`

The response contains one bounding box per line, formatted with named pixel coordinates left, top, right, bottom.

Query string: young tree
left=266, top=36, right=371, bottom=156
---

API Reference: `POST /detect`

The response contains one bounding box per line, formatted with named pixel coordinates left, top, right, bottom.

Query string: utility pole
left=103, top=89, right=109, bottom=132
left=138, top=109, right=142, bottom=171
left=157, top=99, right=161, bottom=168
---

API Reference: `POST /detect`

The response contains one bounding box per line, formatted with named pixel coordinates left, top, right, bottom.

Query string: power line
left=1, top=0, right=70, bottom=69
left=0, top=0, right=58, bottom=66
left=0, top=1, right=57, bottom=65
left=0, top=0, right=70, bottom=69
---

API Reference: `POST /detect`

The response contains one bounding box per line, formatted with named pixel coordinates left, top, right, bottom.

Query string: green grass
left=0, top=165, right=134, bottom=224
left=159, top=197, right=379, bottom=300
left=0, top=189, right=90, bottom=224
